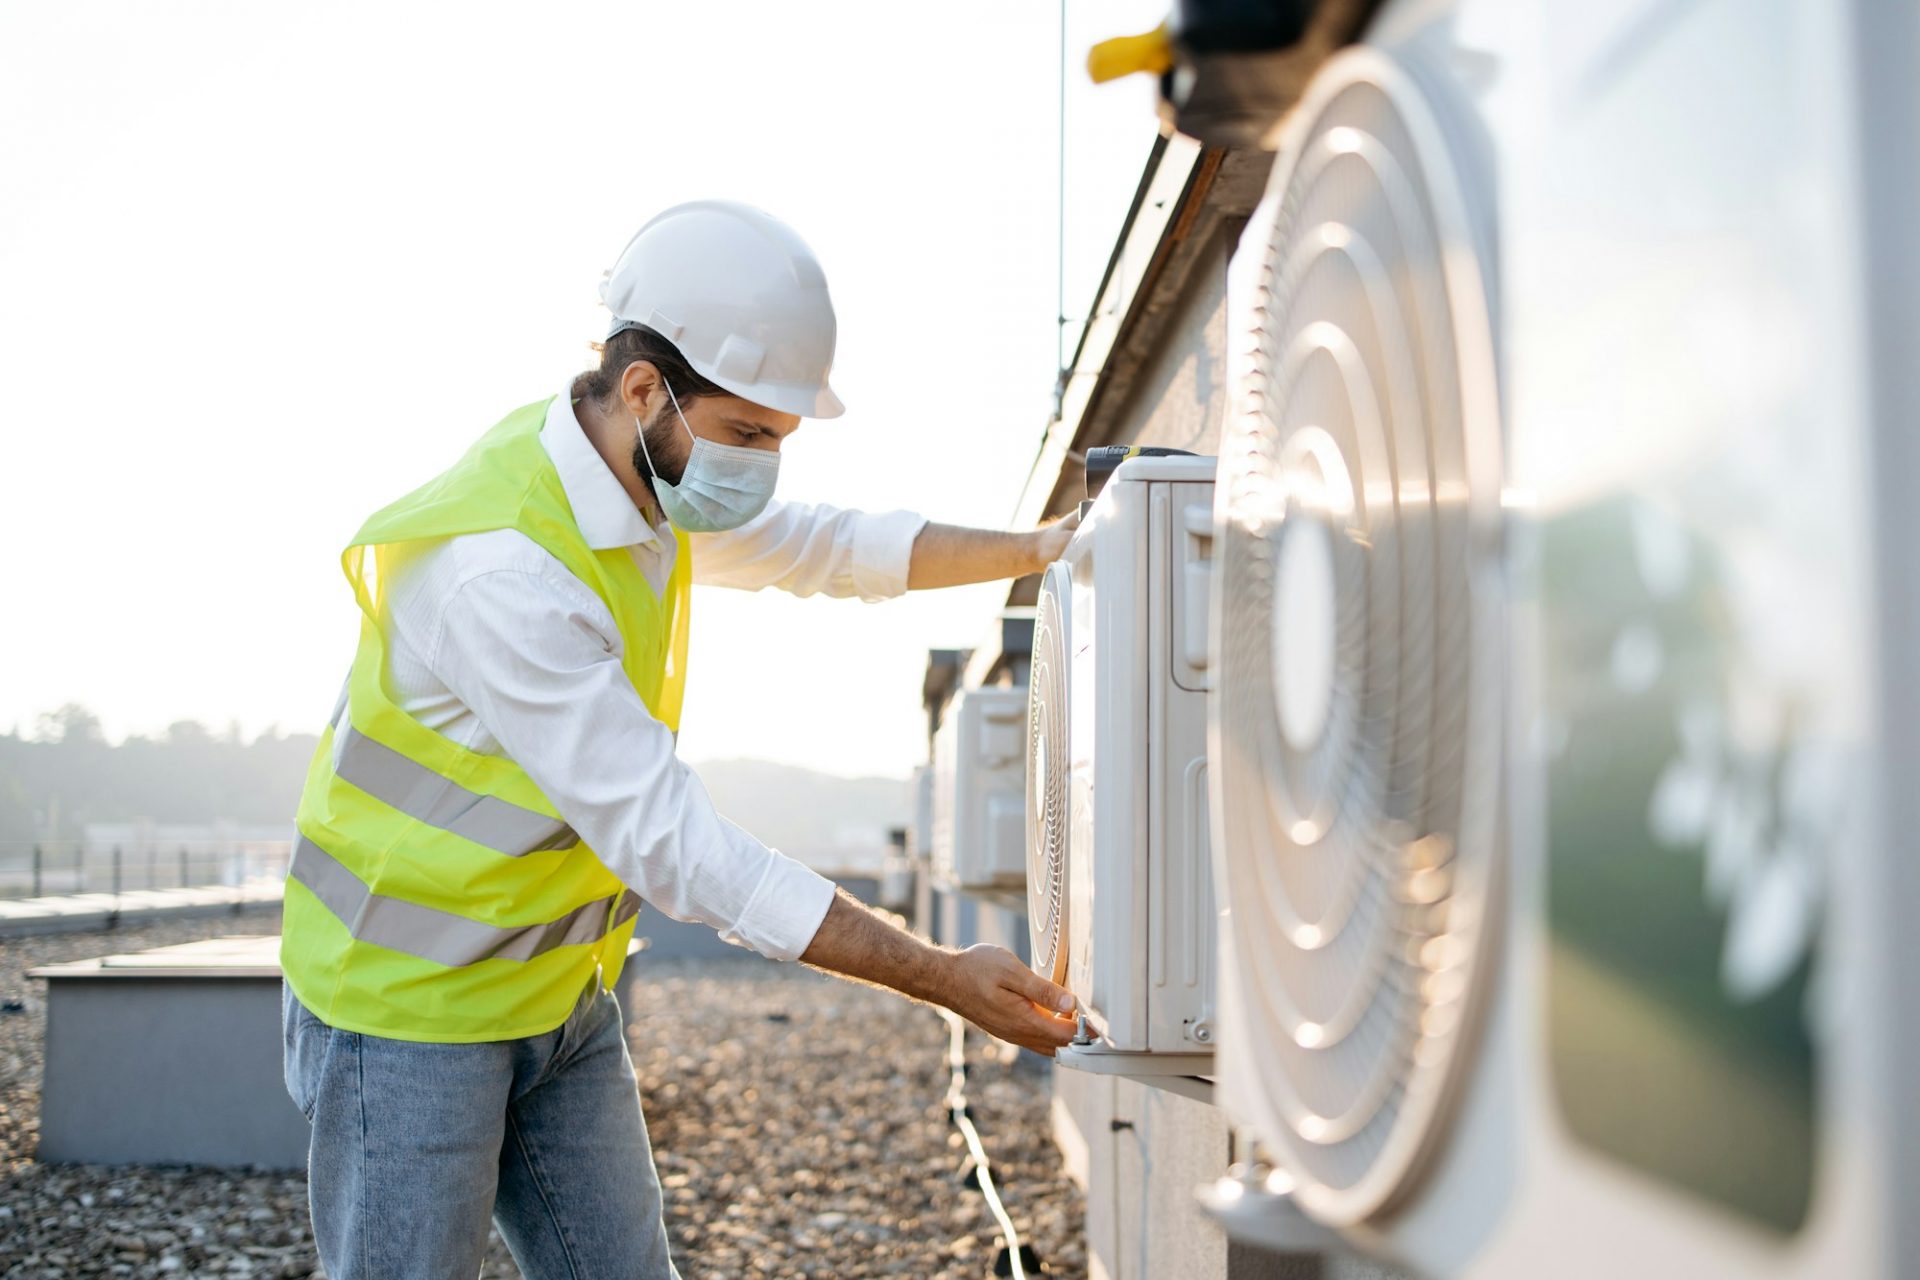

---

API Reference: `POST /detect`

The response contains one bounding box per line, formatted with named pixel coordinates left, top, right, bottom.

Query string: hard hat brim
left=698, top=367, right=846, bottom=420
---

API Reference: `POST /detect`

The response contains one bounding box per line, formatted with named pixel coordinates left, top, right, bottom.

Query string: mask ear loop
left=633, top=374, right=693, bottom=484
left=633, top=412, right=664, bottom=483
left=659, top=374, right=695, bottom=440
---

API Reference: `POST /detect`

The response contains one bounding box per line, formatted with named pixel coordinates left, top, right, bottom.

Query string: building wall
left=1053, top=1068, right=1229, bottom=1280
left=1051, top=1066, right=1406, bottom=1280
left=1102, top=224, right=1237, bottom=457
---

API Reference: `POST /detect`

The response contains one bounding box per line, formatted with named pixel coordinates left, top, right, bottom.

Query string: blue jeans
left=282, top=978, right=681, bottom=1279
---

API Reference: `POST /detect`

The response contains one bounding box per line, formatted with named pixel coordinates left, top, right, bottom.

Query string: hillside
left=0, top=707, right=913, bottom=873
left=687, top=757, right=913, bottom=871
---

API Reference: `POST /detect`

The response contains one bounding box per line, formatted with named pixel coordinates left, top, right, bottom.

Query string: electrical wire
left=1055, top=0, right=1070, bottom=391
left=1036, top=0, right=1075, bottom=501
left=938, top=1008, right=1032, bottom=1280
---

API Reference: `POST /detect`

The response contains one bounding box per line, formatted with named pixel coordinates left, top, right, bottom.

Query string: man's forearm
left=905, top=523, right=1047, bottom=591
left=799, top=887, right=955, bottom=1004
left=798, top=886, right=1081, bottom=1055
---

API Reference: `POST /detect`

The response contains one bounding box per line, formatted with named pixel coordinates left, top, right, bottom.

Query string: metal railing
left=0, top=840, right=292, bottom=901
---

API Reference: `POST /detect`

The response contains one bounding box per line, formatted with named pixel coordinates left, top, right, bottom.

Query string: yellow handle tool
left=1087, top=23, right=1175, bottom=84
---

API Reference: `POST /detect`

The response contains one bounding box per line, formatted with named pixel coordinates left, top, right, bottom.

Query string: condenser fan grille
left=1214, top=48, right=1501, bottom=1223
left=1027, top=565, right=1072, bottom=984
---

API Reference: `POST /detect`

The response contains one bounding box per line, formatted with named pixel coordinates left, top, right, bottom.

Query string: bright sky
left=0, top=1, right=1165, bottom=779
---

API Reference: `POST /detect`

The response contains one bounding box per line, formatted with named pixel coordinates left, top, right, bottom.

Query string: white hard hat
left=599, top=200, right=845, bottom=419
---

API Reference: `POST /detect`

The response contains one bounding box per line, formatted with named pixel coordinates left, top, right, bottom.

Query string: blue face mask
left=634, top=377, right=780, bottom=533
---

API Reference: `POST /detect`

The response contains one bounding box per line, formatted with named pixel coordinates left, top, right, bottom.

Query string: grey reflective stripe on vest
left=289, top=836, right=639, bottom=968
left=333, top=726, right=578, bottom=856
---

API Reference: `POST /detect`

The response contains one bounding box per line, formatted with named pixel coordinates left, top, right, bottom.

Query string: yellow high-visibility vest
left=280, top=398, right=691, bottom=1042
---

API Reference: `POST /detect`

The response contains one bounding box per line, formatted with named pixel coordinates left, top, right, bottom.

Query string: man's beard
left=631, top=409, right=687, bottom=490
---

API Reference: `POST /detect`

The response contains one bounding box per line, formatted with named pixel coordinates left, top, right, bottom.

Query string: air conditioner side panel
left=1147, top=479, right=1219, bottom=1053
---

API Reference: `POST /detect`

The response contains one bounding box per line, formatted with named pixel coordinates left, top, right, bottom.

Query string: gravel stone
left=0, top=916, right=1086, bottom=1278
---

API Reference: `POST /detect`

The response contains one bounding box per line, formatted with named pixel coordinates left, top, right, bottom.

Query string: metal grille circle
left=1212, top=46, right=1503, bottom=1224
left=1027, top=563, right=1073, bottom=985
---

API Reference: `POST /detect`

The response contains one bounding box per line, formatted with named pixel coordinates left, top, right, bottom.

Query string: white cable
left=938, top=1008, right=1030, bottom=1280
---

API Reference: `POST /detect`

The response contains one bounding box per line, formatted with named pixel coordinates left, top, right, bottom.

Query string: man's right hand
left=941, top=944, right=1080, bottom=1056
left=798, top=888, right=1080, bottom=1055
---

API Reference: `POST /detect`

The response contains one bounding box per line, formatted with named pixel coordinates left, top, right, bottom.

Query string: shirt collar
left=539, top=389, right=667, bottom=552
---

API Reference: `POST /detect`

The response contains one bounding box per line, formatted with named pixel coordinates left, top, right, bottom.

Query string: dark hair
left=573, top=325, right=728, bottom=408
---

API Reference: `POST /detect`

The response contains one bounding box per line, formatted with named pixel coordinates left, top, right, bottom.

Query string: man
left=279, top=201, right=1080, bottom=1278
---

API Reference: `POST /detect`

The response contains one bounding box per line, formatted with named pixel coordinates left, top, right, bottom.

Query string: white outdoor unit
left=931, top=687, right=1028, bottom=893
left=909, top=764, right=934, bottom=865
left=1206, top=8, right=1920, bottom=1279
left=878, top=852, right=914, bottom=914
left=1027, top=454, right=1218, bottom=1074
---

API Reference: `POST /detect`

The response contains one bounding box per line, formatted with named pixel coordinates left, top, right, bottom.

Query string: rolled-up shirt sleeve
left=426, top=563, right=835, bottom=961
left=691, top=498, right=927, bottom=600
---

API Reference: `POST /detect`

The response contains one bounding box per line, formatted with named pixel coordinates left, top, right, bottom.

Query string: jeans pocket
left=283, top=982, right=332, bottom=1122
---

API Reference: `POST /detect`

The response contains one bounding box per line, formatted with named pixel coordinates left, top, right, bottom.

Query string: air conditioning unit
left=931, top=687, right=1028, bottom=893
left=1027, top=454, right=1219, bottom=1074
left=879, top=826, right=913, bottom=914
left=1206, top=13, right=1918, bottom=1279
left=878, top=853, right=913, bottom=914
left=909, top=764, right=934, bottom=865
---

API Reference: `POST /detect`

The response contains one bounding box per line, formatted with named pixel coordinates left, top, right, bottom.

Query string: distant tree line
left=0, top=704, right=318, bottom=845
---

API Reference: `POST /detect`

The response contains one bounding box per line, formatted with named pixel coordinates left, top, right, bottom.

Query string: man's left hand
left=905, top=508, right=1084, bottom=590
left=1029, top=508, right=1082, bottom=572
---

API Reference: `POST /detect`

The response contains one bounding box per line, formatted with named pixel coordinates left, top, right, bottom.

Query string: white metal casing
left=1030, top=455, right=1219, bottom=1060
left=909, top=764, right=934, bottom=865
left=1207, top=7, right=1920, bottom=1279
left=931, top=687, right=1027, bottom=893
left=878, top=854, right=914, bottom=914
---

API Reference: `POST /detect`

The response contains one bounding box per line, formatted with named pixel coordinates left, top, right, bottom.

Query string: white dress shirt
left=361, top=392, right=927, bottom=961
